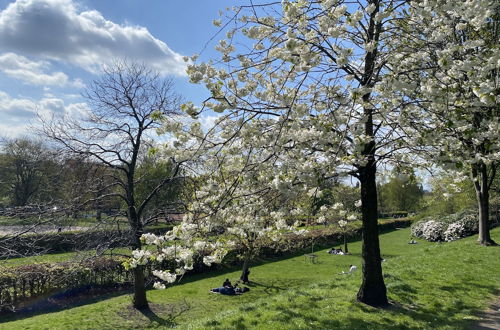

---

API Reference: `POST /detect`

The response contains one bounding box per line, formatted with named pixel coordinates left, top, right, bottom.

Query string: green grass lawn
left=1, top=227, right=499, bottom=329
left=0, top=247, right=131, bottom=268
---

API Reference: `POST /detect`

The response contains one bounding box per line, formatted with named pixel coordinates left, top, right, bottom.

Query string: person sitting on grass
left=222, top=278, right=232, bottom=288
left=328, top=247, right=346, bottom=255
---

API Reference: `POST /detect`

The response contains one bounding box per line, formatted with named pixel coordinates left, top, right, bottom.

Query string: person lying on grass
left=210, top=283, right=250, bottom=295
left=340, top=265, right=357, bottom=275
left=328, top=247, right=348, bottom=255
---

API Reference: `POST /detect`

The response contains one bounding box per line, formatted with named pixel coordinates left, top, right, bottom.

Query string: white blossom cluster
left=315, top=201, right=360, bottom=229
left=126, top=224, right=201, bottom=290
left=386, top=0, right=499, bottom=171
left=178, top=0, right=410, bottom=179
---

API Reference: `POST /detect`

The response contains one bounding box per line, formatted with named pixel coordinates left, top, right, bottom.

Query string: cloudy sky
left=0, top=0, right=233, bottom=137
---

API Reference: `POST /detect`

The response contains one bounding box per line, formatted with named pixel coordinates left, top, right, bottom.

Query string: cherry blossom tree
left=178, top=0, right=415, bottom=307
left=387, top=0, right=499, bottom=245
left=183, top=134, right=310, bottom=281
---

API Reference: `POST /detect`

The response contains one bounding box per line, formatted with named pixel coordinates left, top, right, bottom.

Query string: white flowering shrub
left=410, top=220, right=427, bottom=238
left=421, top=220, right=447, bottom=242
left=412, top=210, right=479, bottom=242
left=443, top=222, right=467, bottom=242
left=444, top=212, right=479, bottom=242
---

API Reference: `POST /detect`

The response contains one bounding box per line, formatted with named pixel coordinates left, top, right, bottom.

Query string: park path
left=471, top=296, right=500, bottom=330
left=0, top=225, right=88, bottom=235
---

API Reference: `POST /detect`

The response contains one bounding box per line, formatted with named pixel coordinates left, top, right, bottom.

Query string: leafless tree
left=41, top=60, right=184, bottom=310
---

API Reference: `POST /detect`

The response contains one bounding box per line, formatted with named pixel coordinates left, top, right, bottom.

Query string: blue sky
left=0, top=0, right=237, bottom=137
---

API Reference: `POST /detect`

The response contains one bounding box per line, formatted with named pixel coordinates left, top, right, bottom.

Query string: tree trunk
left=132, top=265, right=148, bottom=309
left=344, top=233, right=348, bottom=254
left=129, top=206, right=149, bottom=309
left=356, top=160, right=388, bottom=307
left=240, top=256, right=250, bottom=284
left=472, top=164, right=497, bottom=246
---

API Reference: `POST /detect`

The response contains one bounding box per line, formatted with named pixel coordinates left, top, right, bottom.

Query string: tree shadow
left=137, top=299, right=191, bottom=328
left=383, top=281, right=500, bottom=329
left=138, top=307, right=173, bottom=327
left=0, top=285, right=132, bottom=323
left=246, top=280, right=291, bottom=296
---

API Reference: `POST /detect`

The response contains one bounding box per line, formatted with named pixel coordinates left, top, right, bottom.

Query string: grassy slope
left=1, top=227, right=499, bottom=329
left=0, top=248, right=131, bottom=268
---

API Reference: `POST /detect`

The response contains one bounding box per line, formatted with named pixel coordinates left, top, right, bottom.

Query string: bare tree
left=41, top=61, right=183, bottom=310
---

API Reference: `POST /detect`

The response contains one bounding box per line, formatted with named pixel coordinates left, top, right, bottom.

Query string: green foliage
left=378, top=169, right=424, bottom=214
left=0, top=225, right=172, bottom=258
left=421, top=172, right=476, bottom=217
left=311, top=180, right=360, bottom=215
left=0, top=138, right=56, bottom=207
left=0, top=257, right=129, bottom=312
left=134, top=155, right=184, bottom=216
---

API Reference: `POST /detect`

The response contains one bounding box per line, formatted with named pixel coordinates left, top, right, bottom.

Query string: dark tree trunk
left=355, top=0, right=388, bottom=307
left=472, top=164, right=497, bottom=246
left=132, top=265, right=148, bottom=309
left=356, top=162, right=388, bottom=307
left=344, top=233, right=349, bottom=254
left=129, top=205, right=149, bottom=309
left=240, top=257, right=250, bottom=284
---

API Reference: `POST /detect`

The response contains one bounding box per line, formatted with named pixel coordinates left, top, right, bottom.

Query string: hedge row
left=0, top=226, right=172, bottom=258
left=0, top=257, right=128, bottom=312
left=0, top=218, right=412, bottom=312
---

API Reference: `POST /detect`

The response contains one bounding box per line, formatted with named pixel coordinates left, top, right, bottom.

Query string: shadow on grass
left=0, top=286, right=133, bottom=323
left=137, top=299, right=191, bottom=328
left=247, top=280, right=290, bottom=296
left=384, top=282, right=500, bottom=329
left=138, top=308, right=174, bottom=327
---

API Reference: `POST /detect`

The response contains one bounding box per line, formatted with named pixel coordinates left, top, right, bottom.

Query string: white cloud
left=0, top=90, right=88, bottom=137
left=200, top=114, right=222, bottom=133
left=0, top=91, right=38, bottom=119
left=0, top=0, right=186, bottom=76
left=0, top=52, right=70, bottom=86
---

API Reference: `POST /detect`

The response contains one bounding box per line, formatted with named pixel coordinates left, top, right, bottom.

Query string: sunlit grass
left=1, top=227, right=498, bottom=329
